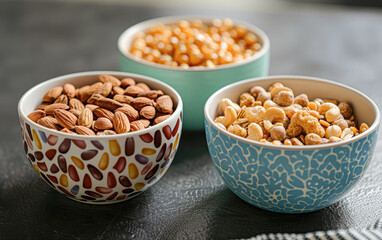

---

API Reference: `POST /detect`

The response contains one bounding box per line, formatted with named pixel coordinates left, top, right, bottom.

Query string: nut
left=294, top=94, right=309, bottom=107
left=69, top=98, right=85, bottom=111
left=140, top=106, right=156, bottom=119
left=305, top=133, right=322, bottom=145
left=247, top=123, right=263, bottom=141
left=338, top=101, right=353, bottom=119
left=273, top=91, right=294, bottom=107
left=113, top=111, right=130, bottom=134
left=77, top=108, right=93, bottom=128
left=155, top=95, right=173, bottom=113
left=75, top=126, right=95, bottom=135
left=53, top=109, right=77, bottom=130
left=44, top=103, right=69, bottom=115
left=63, top=83, right=76, bottom=98
left=115, top=105, right=139, bottom=122
left=249, top=86, right=266, bottom=98
left=98, top=74, right=121, bottom=87
left=93, top=108, right=114, bottom=121
left=94, top=117, right=113, bottom=130
left=270, top=125, right=286, bottom=141
left=27, top=110, right=46, bottom=123
left=43, top=86, right=63, bottom=103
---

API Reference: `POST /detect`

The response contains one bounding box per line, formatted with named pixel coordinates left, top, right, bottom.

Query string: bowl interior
left=18, top=71, right=182, bottom=137
left=118, top=16, right=270, bottom=71
left=205, top=76, right=379, bottom=145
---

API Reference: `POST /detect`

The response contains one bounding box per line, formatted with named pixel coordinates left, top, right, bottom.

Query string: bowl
left=18, top=71, right=183, bottom=204
left=118, top=16, right=270, bottom=130
left=204, top=75, right=379, bottom=213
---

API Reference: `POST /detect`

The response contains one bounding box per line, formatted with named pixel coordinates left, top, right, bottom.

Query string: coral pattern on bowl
left=21, top=116, right=182, bottom=204
left=205, top=120, right=378, bottom=213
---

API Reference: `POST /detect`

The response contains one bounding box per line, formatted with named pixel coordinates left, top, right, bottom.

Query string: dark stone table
left=1, top=1, right=381, bottom=239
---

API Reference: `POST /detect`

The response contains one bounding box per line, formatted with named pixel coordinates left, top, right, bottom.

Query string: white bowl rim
left=204, top=75, right=380, bottom=150
left=118, top=15, right=270, bottom=72
left=18, top=71, right=183, bottom=140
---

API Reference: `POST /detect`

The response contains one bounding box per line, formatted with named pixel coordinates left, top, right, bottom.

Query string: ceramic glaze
left=118, top=16, right=270, bottom=130
left=204, top=76, right=380, bottom=213
left=18, top=71, right=183, bottom=204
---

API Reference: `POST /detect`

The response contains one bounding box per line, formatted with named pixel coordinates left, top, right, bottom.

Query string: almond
left=87, top=93, right=103, bottom=104
left=136, top=82, right=151, bottom=91
left=75, top=126, right=96, bottom=135
left=125, top=85, right=145, bottom=97
left=136, top=119, right=151, bottom=128
left=120, top=78, right=136, bottom=88
left=78, top=108, right=93, bottom=128
left=27, top=110, right=46, bottom=123
left=94, top=117, right=113, bottom=130
left=44, top=103, right=69, bottom=115
left=54, top=109, right=77, bottom=129
left=63, top=83, right=76, bottom=98
left=140, top=106, right=156, bottom=119
left=37, top=116, right=61, bottom=130
left=60, top=128, right=76, bottom=134
left=132, top=97, right=153, bottom=110
left=69, top=98, right=85, bottom=111
left=95, top=82, right=113, bottom=97
left=115, top=105, right=139, bottom=121
left=155, top=95, right=173, bottom=114
left=113, top=111, right=130, bottom=133
left=98, top=74, right=121, bottom=87
left=54, top=94, right=68, bottom=105
left=153, top=115, right=171, bottom=125
left=112, top=86, right=125, bottom=95
left=138, top=90, right=160, bottom=99
left=85, top=104, right=99, bottom=111
left=93, top=108, right=114, bottom=121
left=78, top=85, right=93, bottom=103
left=113, top=94, right=134, bottom=105
left=90, top=82, right=103, bottom=94
left=96, top=97, right=123, bottom=111
left=97, top=130, right=117, bottom=135
left=43, top=86, right=63, bottom=103
left=36, top=103, right=50, bottom=111
left=130, top=120, right=145, bottom=132
left=69, top=109, right=81, bottom=118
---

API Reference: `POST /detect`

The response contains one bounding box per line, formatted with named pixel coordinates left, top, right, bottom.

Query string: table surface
left=1, top=1, right=382, bottom=239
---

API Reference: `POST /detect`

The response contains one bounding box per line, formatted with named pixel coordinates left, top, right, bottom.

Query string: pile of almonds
left=129, top=18, right=262, bottom=68
left=214, top=82, right=370, bottom=146
left=27, top=75, right=175, bottom=135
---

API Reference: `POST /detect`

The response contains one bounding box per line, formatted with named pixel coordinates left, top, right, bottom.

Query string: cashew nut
left=247, top=122, right=263, bottom=141
left=220, top=98, right=241, bottom=113
left=215, top=122, right=226, bottom=130
left=263, top=99, right=278, bottom=109
left=220, top=106, right=237, bottom=127
left=264, top=107, right=286, bottom=124
left=249, top=86, right=266, bottom=98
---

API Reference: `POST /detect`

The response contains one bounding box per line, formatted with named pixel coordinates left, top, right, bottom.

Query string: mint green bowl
left=118, top=16, right=270, bottom=130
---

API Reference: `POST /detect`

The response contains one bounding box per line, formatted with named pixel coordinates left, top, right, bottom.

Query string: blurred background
left=1, top=0, right=382, bottom=238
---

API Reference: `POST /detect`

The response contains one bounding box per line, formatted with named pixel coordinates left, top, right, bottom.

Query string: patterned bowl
left=204, top=76, right=379, bottom=213
left=118, top=16, right=270, bottom=130
left=17, top=71, right=183, bottom=204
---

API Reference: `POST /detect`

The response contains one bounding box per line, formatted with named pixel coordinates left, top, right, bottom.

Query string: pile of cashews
left=214, top=82, right=370, bottom=146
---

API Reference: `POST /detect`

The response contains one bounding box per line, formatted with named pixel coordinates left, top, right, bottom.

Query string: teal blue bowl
left=118, top=16, right=270, bottom=130
left=204, top=76, right=379, bottom=213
